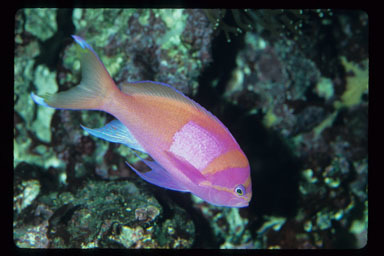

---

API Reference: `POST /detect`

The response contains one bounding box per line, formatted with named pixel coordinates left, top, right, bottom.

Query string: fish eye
left=234, top=184, right=245, bottom=196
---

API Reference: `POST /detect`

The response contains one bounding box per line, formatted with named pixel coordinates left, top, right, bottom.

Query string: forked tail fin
left=31, top=35, right=118, bottom=111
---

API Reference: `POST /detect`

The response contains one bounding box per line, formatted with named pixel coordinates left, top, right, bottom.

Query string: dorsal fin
left=120, top=81, right=222, bottom=124
left=121, top=81, right=197, bottom=106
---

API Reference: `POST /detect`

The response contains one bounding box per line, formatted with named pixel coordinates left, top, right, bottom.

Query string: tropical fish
left=31, top=35, right=252, bottom=207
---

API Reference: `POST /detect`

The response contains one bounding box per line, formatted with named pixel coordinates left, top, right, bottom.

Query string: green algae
left=315, top=77, right=334, bottom=101
left=13, top=124, right=62, bottom=170
left=263, top=108, right=280, bottom=128
left=157, top=9, right=188, bottom=52
left=14, top=179, right=41, bottom=214
left=302, top=169, right=318, bottom=184
left=313, top=110, right=338, bottom=138
left=24, top=8, right=57, bottom=41
left=257, top=216, right=286, bottom=234
left=349, top=199, right=367, bottom=248
left=14, top=60, right=60, bottom=168
left=338, top=57, right=368, bottom=108
left=72, top=9, right=134, bottom=49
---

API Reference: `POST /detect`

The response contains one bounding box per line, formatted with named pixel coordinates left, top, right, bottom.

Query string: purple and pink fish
left=31, top=35, right=252, bottom=207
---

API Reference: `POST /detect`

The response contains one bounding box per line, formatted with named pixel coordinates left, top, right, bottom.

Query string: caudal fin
left=31, top=35, right=118, bottom=111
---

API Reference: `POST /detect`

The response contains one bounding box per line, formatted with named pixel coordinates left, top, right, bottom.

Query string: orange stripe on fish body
left=201, top=149, right=249, bottom=176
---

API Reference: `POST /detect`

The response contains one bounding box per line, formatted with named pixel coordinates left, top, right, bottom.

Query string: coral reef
left=14, top=9, right=367, bottom=249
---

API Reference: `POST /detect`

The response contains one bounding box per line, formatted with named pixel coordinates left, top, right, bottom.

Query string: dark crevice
left=195, top=11, right=245, bottom=113
left=151, top=187, right=220, bottom=248
left=168, top=191, right=220, bottom=248
left=34, top=9, right=75, bottom=71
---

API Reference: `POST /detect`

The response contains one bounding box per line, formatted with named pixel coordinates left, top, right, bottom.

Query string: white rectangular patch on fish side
left=170, top=121, right=223, bottom=171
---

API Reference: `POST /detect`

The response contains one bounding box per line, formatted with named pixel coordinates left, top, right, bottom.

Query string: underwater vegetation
left=14, top=9, right=367, bottom=249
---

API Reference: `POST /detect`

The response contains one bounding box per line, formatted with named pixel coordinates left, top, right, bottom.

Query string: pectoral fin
left=81, top=119, right=146, bottom=153
left=163, top=150, right=207, bottom=186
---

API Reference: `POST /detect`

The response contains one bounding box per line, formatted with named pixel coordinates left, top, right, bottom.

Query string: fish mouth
left=232, top=200, right=249, bottom=208
left=232, top=193, right=252, bottom=207
left=226, top=196, right=250, bottom=208
left=234, top=201, right=249, bottom=207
